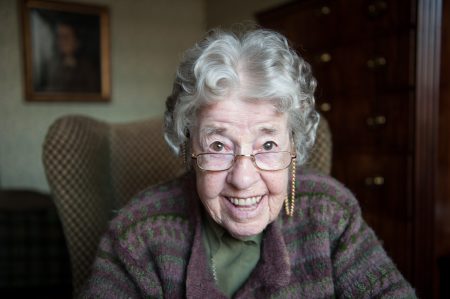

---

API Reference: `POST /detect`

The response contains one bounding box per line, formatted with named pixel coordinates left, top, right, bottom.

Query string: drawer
left=371, top=92, right=414, bottom=153
left=370, top=33, right=414, bottom=91
left=304, top=32, right=413, bottom=97
left=257, top=0, right=415, bottom=50
left=332, top=152, right=412, bottom=222
left=318, top=91, right=412, bottom=152
left=317, top=94, right=376, bottom=149
left=257, top=0, right=338, bottom=50
left=304, top=44, right=375, bottom=97
left=337, top=0, right=415, bottom=43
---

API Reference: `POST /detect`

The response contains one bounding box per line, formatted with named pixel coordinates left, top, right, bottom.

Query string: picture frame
left=22, top=0, right=111, bottom=102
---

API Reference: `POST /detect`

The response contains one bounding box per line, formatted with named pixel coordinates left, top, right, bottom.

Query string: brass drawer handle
left=320, top=102, right=331, bottom=112
left=367, top=115, right=386, bottom=127
left=368, top=1, right=388, bottom=17
left=367, top=56, right=387, bottom=69
left=318, top=52, right=332, bottom=63
left=365, top=176, right=385, bottom=186
left=320, top=6, right=331, bottom=16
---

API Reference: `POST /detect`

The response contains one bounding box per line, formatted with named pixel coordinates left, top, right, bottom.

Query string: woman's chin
left=223, top=217, right=268, bottom=240
left=227, top=226, right=264, bottom=240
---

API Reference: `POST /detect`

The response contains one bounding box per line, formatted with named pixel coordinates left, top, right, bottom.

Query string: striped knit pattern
left=81, top=171, right=416, bottom=298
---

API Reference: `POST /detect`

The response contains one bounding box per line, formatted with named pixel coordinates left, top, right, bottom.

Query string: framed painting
left=22, top=0, right=111, bottom=102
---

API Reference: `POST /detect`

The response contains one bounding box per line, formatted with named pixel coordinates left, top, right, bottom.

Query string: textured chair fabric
left=305, top=115, right=332, bottom=175
left=42, top=114, right=331, bottom=297
left=43, top=116, right=184, bottom=296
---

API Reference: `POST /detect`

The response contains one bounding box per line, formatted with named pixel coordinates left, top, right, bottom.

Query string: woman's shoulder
left=108, top=174, right=193, bottom=235
left=294, top=168, right=361, bottom=231
left=85, top=175, right=196, bottom=295
left=128, top=174, right=191, bottom=210
left=297, top=168, right=357, bottom=208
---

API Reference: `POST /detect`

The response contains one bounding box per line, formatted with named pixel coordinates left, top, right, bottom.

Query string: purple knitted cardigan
left=81, top=170, right=416, bottom=298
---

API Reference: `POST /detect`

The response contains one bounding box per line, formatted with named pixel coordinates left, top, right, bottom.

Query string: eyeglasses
left=191, top=151, right=296, bottom=171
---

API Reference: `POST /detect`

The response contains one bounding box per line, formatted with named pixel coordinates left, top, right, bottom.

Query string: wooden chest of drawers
left=258, top=0, right=441, bottom=297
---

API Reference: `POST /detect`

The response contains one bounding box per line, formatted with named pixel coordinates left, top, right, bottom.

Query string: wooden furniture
left=0, top=190, right=71, bottom=298
left=257, top=0, right=441, bottom=297
left=438, top=0, right=450, bottom=296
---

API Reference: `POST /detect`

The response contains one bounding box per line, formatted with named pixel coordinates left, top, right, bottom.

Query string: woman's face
left=57, top=24, right=79, bottom=56
left=191, top=97, right=292, bottom=239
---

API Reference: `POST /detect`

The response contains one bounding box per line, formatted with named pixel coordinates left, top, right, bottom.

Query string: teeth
left=228, top=196, right=262, bottom=206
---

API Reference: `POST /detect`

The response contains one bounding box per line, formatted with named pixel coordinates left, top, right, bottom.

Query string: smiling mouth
left=227, top=196, right=262, bottom=207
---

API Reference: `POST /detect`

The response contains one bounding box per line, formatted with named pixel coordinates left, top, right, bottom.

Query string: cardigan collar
left=241, top=219, right=292, bottom=290
left=184, top=174, right=292, bottom=298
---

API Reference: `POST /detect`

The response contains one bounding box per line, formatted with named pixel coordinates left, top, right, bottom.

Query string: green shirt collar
left=202, top=210, right=263, bottom=297
left=204, top=211, right=262, bottom=253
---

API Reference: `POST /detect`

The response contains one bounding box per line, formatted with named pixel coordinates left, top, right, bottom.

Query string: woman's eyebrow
left=200, top=126, right=226, bottom=137
left=199, top=124, right=279, bottom=136
left=259, top=126, right=279, bottom=136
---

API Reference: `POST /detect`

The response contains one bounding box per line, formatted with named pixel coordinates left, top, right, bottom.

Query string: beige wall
left=0, top=0, right=204, bottom=192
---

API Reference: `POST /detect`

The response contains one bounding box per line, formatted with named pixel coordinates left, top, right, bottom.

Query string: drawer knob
left=365, top=176, right=385, bottom=186
left=367, top=115, right=386, bottom=127
left=367, top=56, right=387, bottom=69
left=320, top=6, right=331, bottom=16
left=320, top=102, right=331, bottom=112
left=319, top=52, right=332, bottom=63
left=368, top=1, right=388, bottom=17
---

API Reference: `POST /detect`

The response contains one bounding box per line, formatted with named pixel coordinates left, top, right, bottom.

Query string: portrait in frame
left=22, top=0, right=111, bottom=102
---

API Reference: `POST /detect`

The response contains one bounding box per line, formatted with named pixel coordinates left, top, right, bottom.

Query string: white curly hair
left=164, top=27, right=319, bottom=166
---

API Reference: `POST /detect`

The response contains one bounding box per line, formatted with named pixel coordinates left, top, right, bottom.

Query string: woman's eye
left=262, top=141, right=277, bottom=151
left=210, top=141, right=224, bottom=152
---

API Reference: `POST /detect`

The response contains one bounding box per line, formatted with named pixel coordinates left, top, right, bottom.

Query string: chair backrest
left=42, top=114, right=331, bottom=297
left=305, top=115, right=332, bottom=175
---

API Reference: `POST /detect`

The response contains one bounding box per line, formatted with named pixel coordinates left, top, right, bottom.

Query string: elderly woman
left=82, top=28, right=415, bottom=298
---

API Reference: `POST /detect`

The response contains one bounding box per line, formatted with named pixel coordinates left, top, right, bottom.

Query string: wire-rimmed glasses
left=191, top=151, right=296, bottom=171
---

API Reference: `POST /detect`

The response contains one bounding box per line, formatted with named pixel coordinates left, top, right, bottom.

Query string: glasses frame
left=191, top=151, right=296, bottom=172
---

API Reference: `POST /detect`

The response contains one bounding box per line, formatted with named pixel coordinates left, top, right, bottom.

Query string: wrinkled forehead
left=193, top=98, right=290, bottom=138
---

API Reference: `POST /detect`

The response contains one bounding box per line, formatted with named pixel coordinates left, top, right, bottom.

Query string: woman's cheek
left=196, top=171, right=227, bottom=200
left=264, top=171, right=289, bottom=195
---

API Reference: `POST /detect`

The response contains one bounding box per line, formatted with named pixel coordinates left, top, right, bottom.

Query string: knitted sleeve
left=330, top=189, right=416, bottom=298
left=80, top=176, right=194, bottom=298
left=81, top=207, right=170, bottom=298
left=80, top=220, right=163, bottom=298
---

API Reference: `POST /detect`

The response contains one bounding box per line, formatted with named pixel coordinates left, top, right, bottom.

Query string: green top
left=202, top=212, right=262, bottom=298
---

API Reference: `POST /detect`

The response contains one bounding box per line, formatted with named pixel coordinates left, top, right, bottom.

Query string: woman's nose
left=226, top=155, right=259, bottom=190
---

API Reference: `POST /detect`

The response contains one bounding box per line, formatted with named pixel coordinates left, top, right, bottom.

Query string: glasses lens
left=197, top=153, right=234, bottom=171
left=255, top=152, right=292, bottom=170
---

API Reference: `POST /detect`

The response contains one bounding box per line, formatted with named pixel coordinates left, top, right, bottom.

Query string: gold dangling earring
left=180, top=142, right=189, bottom=168
left=285, top=158, right=296, bottom=217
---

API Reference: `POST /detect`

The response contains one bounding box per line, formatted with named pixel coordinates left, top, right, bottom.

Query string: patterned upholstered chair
left=42, top=115, right=332, bottom=297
